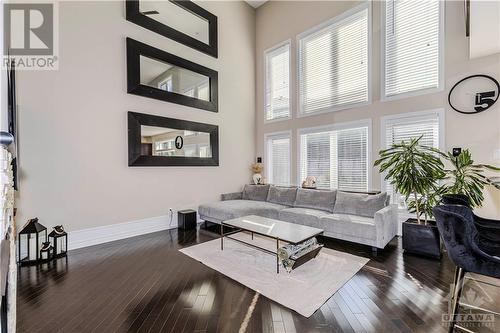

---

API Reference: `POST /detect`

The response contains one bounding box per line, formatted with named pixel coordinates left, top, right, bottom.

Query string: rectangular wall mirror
left=126, top=0, right=218, bottom=58
left=127, top=38, right=218, bottom=112
left=128, top=111, right=219, bottom=166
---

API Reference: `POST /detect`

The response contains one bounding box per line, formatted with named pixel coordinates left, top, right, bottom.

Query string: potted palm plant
left=440, top=149, right=500, bottom=207
left=374, top=136, right=445, bottom=258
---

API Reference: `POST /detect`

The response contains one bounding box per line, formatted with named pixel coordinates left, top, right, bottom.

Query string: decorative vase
left=252, top=173, right=262, bottom=185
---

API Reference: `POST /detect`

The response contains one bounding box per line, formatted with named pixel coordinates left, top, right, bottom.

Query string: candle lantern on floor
left=48, top=225, right=67, bottom=258
left=18, top=218, right=47, bottom=265
left=39, top=242, right=53, bottom=261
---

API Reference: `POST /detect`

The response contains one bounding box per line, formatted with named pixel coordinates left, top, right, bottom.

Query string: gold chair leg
left=449, top=267, right=466, bottom=333
left=450, top=266, right=460, bottom=303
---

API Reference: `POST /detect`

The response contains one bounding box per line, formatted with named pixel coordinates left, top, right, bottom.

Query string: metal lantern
left=18, top=218, right=47, bottom=265
left=39, top=242, right=53, bottom=261
left=48, top=226, right=67, bottom=258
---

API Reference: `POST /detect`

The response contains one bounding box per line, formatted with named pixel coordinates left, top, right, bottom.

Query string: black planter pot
left=402, top=218, right=441, bottom=259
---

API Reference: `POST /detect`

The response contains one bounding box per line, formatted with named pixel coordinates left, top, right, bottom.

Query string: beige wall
left=255, top=1, right=500, bottom=218
left=16, top=1, right=256, bottom=230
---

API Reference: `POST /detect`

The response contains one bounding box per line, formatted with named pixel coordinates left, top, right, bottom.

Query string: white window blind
left=384, top=0, right=442, bottom=98
left=265, top=42, right=290, bottom=121
left=382, top=111, right=442, bottom=206
left=298, top=4, right=369, bottom=115
left=198, top=82, right=209, bottom=101
left=299, top=124, right=369, bottom=191
left=265, top=133, right=291, bottom=186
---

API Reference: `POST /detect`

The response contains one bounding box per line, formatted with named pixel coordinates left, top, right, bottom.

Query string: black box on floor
left=178, top=209, right=197, bottom=230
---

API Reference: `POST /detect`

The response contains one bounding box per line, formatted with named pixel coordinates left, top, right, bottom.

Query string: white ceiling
left=245, top=0, right=268, bottom=9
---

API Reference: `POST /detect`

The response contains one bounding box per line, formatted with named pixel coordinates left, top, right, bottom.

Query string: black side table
left=178, top=210, right=197, bottom=230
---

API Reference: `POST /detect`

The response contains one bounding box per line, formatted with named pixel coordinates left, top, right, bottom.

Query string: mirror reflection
left=139, top=1, right=209, bottom=44
left=140, top=125, right=212, bottom=158
left=140, top=56, right=210, bottom=101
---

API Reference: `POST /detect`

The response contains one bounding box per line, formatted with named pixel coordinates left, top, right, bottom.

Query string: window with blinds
left=265, top=42, right=290, bottom=121
left=383, top=0, right=443, bottom=98
left=299, top=123, right=369, bottom=191
left=381, top=110, right=443, bottom=206
left=298, top=3, right=369, bottom=115
left=265, top=132, right=291, bottom=186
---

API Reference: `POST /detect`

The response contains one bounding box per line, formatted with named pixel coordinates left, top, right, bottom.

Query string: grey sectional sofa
left=198, top=184, right=398, bottom=249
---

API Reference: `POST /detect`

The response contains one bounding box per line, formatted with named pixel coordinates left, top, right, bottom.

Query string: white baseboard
left=68, top=214, right=176, bottom=250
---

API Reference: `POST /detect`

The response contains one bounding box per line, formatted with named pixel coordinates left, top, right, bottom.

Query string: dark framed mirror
left=128, top=111, right=219, bottom=167
left=126, top=0, right=218, bottom=58
left=127, top=38, right=218, bottom=112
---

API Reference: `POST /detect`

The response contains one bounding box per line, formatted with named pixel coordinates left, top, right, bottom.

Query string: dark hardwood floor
left=17, top=226, right=500, bottom=333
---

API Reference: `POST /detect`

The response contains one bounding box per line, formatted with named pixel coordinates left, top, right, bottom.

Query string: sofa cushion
left=293, top=188, right=336, bottom=213
left=320, top=214, right=376, bottom=240
left=242, top=184, right=270, bottom=201
left=279, top=208, right=331, bottom=228
left=333, top=192, right=387, bottom=218
left=198, top=199, right=286, bottom=222
left=267, top=186, right=297, bottom=206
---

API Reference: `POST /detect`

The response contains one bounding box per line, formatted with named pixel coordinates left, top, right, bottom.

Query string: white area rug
left=180, top=232, right=369, bottom=317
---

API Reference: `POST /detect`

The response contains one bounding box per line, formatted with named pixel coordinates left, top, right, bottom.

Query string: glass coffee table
left=220, top=215, right=324, bottom=273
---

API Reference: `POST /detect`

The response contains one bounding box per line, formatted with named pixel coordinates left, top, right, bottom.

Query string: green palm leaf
left=374, top=136, right=444, bottom=224
left=442, top=149, right=500, bottom=207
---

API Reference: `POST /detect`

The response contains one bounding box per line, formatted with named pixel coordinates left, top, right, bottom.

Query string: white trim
left=296, top=118, right=372, bottom=189
left=297, top=118, right=372, bottom=136
left=264, top=130, right=292, bottom=186
left=379, top=108, right=445, bottom=206
left=296, top=1, right=372, bottom=118
left=380, top=0, right=445, bottom=102
left=158, top=75, right=173, bottom=90
left=367, top=0, right=373, bottom=110
left=67, top=213, right=200, bottom=250
left=263, top=39, right=292, bottom=60
left=295, top=101, right=372, bottom=119
left=264, top=39, right=292, bottom=124
left=381, top=86, right=444, bottom=102
left=264, top=115, right=292, bottom=124
left=296, top=1, right=370, bottom=41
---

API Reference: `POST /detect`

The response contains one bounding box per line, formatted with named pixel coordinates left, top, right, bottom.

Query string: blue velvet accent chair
left=441, top=194, right=500, bottom=247
left=433, top=204, right=500, bottom=333
left=441, top=194, right=470, bottom=207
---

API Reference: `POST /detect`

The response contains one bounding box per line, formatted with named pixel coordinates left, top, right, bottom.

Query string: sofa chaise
left=199, top=184, right=398, bottom=249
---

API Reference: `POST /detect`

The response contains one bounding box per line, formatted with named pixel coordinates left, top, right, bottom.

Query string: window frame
left=296, top=119, right=372, bottom=191
left=158, top=76, right=173, bottom=92
left=264, top=130, right=292, bottom=186
left=381, top=0, right=445, bottom=102
left=264, top=39, right=292, bottom=124
left=296, top=1, right=372, bottom=118
left=379, top=109, right=445, bottom=207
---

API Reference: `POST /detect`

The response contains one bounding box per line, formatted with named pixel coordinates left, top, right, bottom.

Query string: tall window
left=383, top=0, right=443, bottom=98
left=381, top=110, right=444, bottom=206
left=265, top=132, right=291, bottom=186
left=299, top=121, right=370, bottom=191
left=265, top=42, right=290, bottom=121
left=298, top=3, right=369, bottom=115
